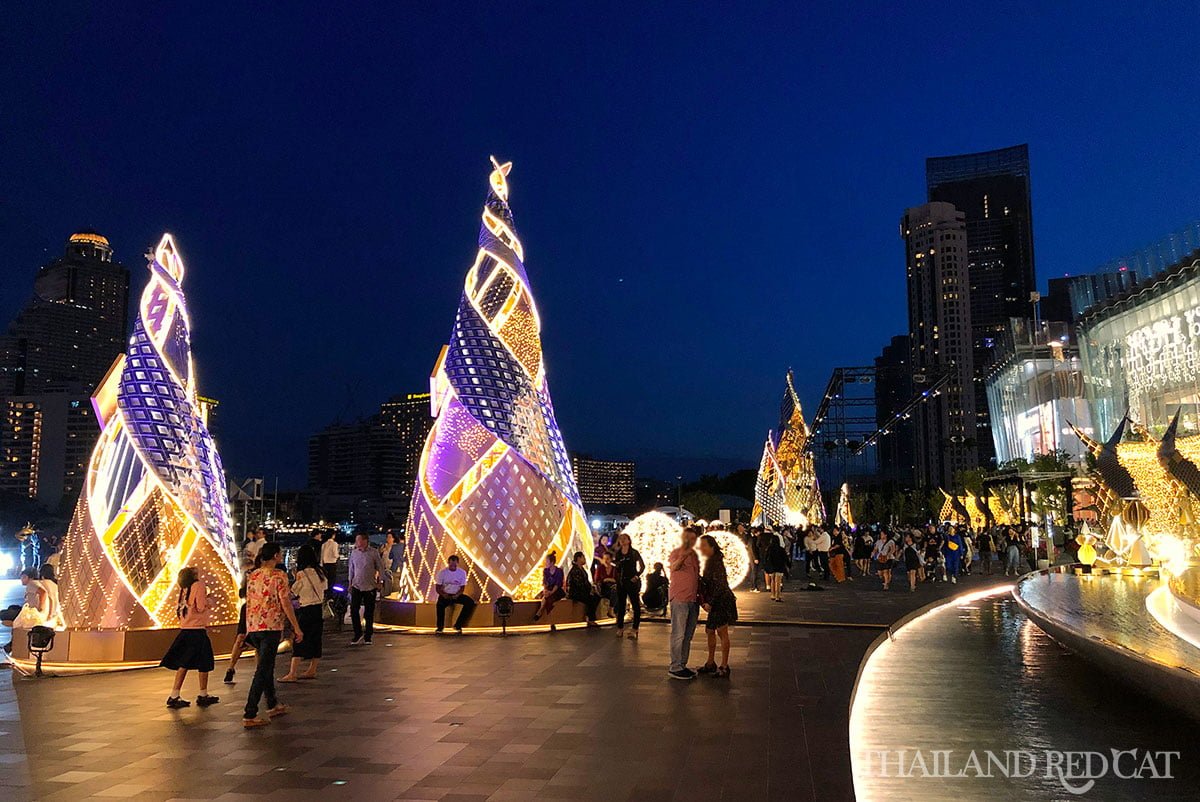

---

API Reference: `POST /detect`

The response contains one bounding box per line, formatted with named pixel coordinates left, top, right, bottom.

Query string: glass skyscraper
left=927, top=144, right=1036, bottom=469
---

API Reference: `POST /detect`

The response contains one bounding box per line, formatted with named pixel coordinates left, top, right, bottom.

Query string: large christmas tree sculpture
left=752, top=371, right=825, bottom=528
left=59, top=235, right=240, bottom=630
left=404, top=158, right=593, bottom=602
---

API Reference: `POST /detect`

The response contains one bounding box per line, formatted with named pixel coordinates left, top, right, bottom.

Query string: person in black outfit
left=642, top=562, right=669, bottom=615
left=566, top=551, right=601, bottom=628
left=612, top=531, right=645, bottom=639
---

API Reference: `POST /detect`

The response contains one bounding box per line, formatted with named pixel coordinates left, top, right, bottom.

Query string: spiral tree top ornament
left=59, top=235, right=240, bottom=630
left=404, top=158, right=593, bottom=602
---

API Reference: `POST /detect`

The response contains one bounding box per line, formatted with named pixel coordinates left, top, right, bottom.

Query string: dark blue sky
left=3, top=4, right=1199, bottom=486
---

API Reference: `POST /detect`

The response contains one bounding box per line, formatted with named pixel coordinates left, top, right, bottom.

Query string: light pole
left=676, top=476, right=683, bottom=522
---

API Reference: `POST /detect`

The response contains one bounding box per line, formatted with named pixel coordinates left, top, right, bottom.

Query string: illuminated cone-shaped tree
left=404, top=158, right=593, bottom=602
left=59, top=235, right=240, bottom=630
left=752, top=371, right=823, bottom=527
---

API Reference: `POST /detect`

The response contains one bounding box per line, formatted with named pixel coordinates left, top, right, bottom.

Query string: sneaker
left=266, top=704, right=291, bottom=718
left=668, top=668, right=697, bottom=681
left=196, top=694, right=220, bottom=707
left=242, top=717, right=269, bottom=728
left=629, top=629, right=638, bottom=640
left=364, top=640, right=373, bottom=645
left=350, top=637, right=365, bottom=646
left=454, top=626, right=463, bottom=634
left=166, top=696, right=191, bottom=709
left=223, top=669, right=235, bottom=684
left=434, top=628, right=444, bottom=633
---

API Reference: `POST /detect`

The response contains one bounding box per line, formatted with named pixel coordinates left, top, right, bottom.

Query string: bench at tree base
left=375, top=597, right=614, bottom=631
left=7, top=623, right=241, bottom=676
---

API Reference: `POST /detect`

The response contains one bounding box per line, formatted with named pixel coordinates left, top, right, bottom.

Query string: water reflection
left=852, top=592, right=1198, bottom=800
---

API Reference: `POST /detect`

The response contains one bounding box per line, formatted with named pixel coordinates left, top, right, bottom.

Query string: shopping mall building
left=1078, top=252, right=1200, bottom=439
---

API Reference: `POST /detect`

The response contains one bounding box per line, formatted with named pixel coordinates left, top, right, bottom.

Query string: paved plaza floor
left=1, top=568, right=1019, bottom=802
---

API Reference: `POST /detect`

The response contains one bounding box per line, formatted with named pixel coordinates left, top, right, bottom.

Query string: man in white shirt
left=803, top=529, right=819, bottom=578
left=434, top=555, right=476, bottom=633
left=814, top=527, right=832, bottom=581
left=320, top=532, right=340, bottom=590
left=347, top=533, right=384, bottom=645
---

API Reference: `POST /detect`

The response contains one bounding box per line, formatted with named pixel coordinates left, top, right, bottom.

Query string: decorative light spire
left=58, top=235, right=239, bottom=630
left=404, top=159, right=592, bottom=601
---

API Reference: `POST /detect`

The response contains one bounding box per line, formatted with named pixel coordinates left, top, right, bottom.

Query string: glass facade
left=985, top=319, right=1090, bottom=464
left=1079, top=258, right=1200, bottom=439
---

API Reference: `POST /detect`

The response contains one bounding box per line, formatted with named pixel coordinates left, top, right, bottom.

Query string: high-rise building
left=0, top=231, right=130, bottom=395
left=901, top=202, right=976, bottom=489
left=927, top=144, right=1036, bottom=467
left=307, top=392, right=437, bottom=523
left=0, top=232, right=131, bottom=509
left=570, top=454, right=636, bottom=510
left=873, top=335, right=916, bottom=484
left=0, top=392, right=97, bottom=508
left=379, top=392, right=435, bottom=498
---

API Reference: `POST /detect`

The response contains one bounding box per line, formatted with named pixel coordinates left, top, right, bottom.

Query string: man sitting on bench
left=435, top=555, right=476, bottom=633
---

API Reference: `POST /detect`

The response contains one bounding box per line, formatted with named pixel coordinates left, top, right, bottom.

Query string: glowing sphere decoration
left=403, top=158, right=593, bottom=602
left=620, top=512, right=751, bottom=589
left=58, top=235, right=240, bottom=630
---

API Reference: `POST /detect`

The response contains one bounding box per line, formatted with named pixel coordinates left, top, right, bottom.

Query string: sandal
left=697, top=662, right=718, bottom=675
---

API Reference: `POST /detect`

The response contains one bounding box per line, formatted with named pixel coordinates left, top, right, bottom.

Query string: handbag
left=299, top=568, right=334, bottom=620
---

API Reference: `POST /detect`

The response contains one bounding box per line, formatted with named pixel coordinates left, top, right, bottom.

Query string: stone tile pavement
left=2, top=568, right=1013, bottom=802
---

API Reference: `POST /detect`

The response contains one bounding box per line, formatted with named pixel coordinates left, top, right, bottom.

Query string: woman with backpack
left=160, top=567, right=219, bottom=709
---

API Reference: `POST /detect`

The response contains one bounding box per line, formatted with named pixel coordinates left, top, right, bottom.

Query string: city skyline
left=4, top=5, right=1200, bottom=487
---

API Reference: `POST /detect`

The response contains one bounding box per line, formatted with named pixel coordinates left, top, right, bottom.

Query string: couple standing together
left=667, top=525, right=737, bottom=680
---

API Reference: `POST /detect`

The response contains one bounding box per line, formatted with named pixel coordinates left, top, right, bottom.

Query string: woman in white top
left=280, top=543, right=327, bottom=682
left=4, top=568, right=48, bottom=630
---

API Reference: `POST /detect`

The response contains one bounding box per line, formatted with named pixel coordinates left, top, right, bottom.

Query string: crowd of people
left=733, top=520, right=1046, bottom=593
left=4, top=516, right=1050, bottom=723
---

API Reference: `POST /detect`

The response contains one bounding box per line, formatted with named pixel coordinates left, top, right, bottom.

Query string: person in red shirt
left=241, top=543, right=303, bottom=728
left=667, top=525, right=701, bottom=680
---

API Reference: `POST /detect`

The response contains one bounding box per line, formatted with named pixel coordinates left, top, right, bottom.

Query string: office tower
left=873, top=335, right=916, bottom=484
left=927, top=144, right=1035, bottom=466
left=0, top=231, right=130, bottom=395
left=0, top=232, right=131, bottom=508
left=379, top=392, right=436, bottom=498
left=901, top=202, right=975, bottom=489
left=570, top=455, right=636, bottom=510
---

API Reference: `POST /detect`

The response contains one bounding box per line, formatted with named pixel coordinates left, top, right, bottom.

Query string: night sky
left=3, top=4, right=1199, bottom=487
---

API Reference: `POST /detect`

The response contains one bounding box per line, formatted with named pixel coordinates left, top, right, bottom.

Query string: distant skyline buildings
left=0, top=231, right=131, bottom=509
left=570, top=454, right=636, bottom=512
left=306, top=391, right=435, bottom=523
left=926, top=143, right=1037, bottom=469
